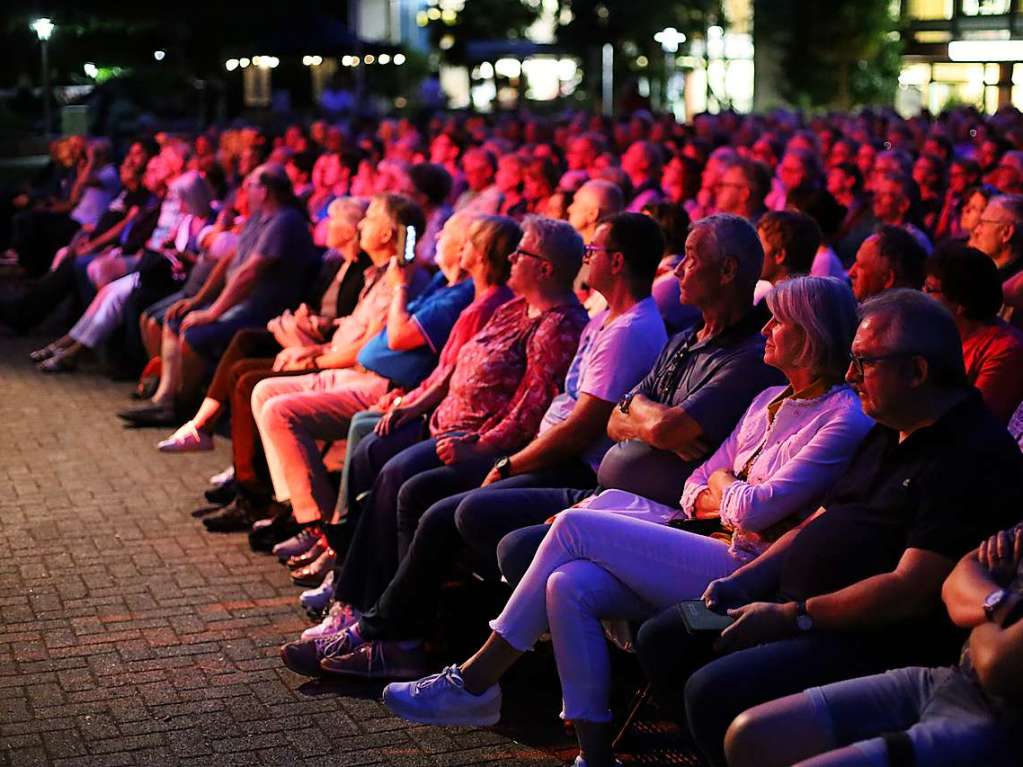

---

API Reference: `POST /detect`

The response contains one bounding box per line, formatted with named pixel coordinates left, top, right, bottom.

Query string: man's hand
left=165, top=297, right=197, bottom=323
left=272, top=346, right=319, bottom=372
left=435, top=434, right=486, bottom=466
left=979, top=527, right=1023, bottom=585
left=702, top=577, right=751, bottom=613
left=480, top=467, right=502, bottom=487
left=715, top=601, right=797, bottom=653
left=180, top=308, right=217, bottom=332
left=674, top=437, right=711, bottom=463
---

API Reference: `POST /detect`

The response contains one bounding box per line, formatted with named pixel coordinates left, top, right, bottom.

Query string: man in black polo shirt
left=481, top=213, right=785, bottom=584
left=646, top=289, right=1023, bottom=767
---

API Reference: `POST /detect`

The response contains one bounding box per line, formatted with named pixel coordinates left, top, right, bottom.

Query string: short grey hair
left=327, top=196, right=369, bottom=227
left=171, top=170, right=214, bottom=217
left=523, top=214, right=584, bottom=290
left=766, top=276, right=859, bottom=379
left=581, top=179, right=624, bottom=217
left=691, top=213, right=764, bottom=293
left=858, top=288, right=967, bottom=388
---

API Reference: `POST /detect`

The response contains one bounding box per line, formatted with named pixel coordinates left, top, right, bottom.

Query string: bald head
left=568, top=179, right=624, bottom=242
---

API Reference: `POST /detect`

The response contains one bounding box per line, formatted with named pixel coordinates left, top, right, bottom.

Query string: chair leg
left=612, top=682, right=651, bottom=750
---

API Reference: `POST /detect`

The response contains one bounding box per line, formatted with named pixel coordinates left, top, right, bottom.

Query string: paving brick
left=0, top=334, right=567, bottom=767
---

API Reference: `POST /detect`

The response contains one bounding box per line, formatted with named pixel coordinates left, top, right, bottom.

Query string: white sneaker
left=572, top=757, right=624, bottom=767
left=382, top=665, right=501, bottom=726
left=300, top=598, right=360, bottom=640
left=157, top=421, right=214, bottom=453
left=209, top=466, right=234, bottom=486
left=299, top=571, right=335, bottom=613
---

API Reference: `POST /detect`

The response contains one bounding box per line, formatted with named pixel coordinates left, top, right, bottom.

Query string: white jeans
left=69, top=272, right=139, bottom=349
left=490, top=498, right=740, bottom=723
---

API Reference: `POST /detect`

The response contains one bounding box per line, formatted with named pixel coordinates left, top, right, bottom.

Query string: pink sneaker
left=300, top=599, right=361, bottom=640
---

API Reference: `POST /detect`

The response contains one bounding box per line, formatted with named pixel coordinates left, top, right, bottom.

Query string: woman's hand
left=165, top=297, right=198, bottom=323
left=180, top=308, right=217, bottom=332
left=375, top=406, right=419, bottom=437
left=272, top=345, right=320, bottom=372
left=435, top=434, right=486, bottom=466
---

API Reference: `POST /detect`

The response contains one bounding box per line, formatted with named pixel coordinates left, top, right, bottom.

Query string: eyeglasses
left=847, top=351, right=911, bottom=378
left=977, top=217, right=1011, bottom=227
left=583, top=244, right=620, bottom=262
left=511, top=247, right=551, bottom=263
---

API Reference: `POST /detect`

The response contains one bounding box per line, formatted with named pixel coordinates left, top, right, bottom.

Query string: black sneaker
left=248, top=506, right=300, bottom=552
left=204, top=479, right=237, bottom=506
left=202, top=496, right=270, bottom=533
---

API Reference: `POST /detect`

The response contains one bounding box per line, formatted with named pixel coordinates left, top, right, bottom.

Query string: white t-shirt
left=538, top=297, right=668, bottom=470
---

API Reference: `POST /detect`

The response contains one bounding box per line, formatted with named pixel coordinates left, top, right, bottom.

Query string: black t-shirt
left=776, top=392, right=1023, bottom=663
left=92, top=187, right=155, bottom=239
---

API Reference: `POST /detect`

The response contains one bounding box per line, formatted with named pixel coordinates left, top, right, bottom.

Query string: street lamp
left=30, top=17, right=54, bottom=138
left=654, top=26, right=686, bottom=120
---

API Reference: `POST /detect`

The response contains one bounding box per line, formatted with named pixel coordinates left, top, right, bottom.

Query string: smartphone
left=397, top=224, right=417, bottom=265
left=678, top=600, right=734, bottom=635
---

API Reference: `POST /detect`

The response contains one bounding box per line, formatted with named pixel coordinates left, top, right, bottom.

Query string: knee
left=496, top=527, right=546, bottom=587
left=544, top=565, right=585, bottom=615
left=250, top=379, right=276, bottom=415
left=724, top=706, right=770, bottom=767
left=395, top=476, right=425, bottom=521
left=260, top=396, right=299, bottom=432
left=452, top=495, right=485, bottom=543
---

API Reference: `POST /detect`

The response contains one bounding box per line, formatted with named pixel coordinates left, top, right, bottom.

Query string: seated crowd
left=4, top=104, right=1023, bottom=767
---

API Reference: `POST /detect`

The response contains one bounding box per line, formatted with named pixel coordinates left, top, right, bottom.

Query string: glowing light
left=239, top=57, right=251, bottom=68
left=654, top=27, right=686, bottom=54
left=225, top=59, right=239, bottom=71
left=394, top=53, right=406, bottom=65
left=153, top=49, right=166, bottom=61
left=378, top=53, right=390, bottom=64
left=83, top=62, right=98, bottom=78
left=949, top=39, right=1023, bottom=61
left=30, top=18, right=54, bottom=41
left=364, top=54, right=375, bottom=64
left=636, top=55, right=649, bottom=68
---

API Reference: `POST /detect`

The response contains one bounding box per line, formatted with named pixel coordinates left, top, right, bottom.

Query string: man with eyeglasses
left=968, top=194, right=1023, bottom=286
left=660, top=289, right=1023, bottom=767
left=715, top=159, right=770, bottom=225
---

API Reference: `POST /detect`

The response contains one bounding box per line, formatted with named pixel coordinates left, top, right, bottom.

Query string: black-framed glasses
left=583, top=243, right=620, bottom=262
left=511, top=247, right=551, bottom=263
left=848, top=351, right=912, bottom=378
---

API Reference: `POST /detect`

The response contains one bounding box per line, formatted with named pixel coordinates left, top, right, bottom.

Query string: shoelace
left=412, top=665, right=462, bottom=697
left=316, top=626, right=359, bottom=658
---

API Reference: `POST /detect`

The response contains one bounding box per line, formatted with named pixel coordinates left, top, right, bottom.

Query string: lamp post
left=654, top=26, right=686, bottom=120
left=30, top=18, right=54, bottom=138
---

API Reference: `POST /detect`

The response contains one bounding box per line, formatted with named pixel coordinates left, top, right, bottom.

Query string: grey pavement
left=0, top=333, right=562, bottom=767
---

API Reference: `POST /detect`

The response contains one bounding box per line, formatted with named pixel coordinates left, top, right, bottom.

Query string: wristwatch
left=794, top=601, right=814, bottom=632
left=618, top=391, right=636, bottom=415
left=493, top=456, right=513, bottom=479
left=983, top=588, right=1011, bottom=622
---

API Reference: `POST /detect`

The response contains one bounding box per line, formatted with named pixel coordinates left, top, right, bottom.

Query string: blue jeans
left=636, top=625, right=907, bottom=767
left=804, top=666, right=1017, bottom=767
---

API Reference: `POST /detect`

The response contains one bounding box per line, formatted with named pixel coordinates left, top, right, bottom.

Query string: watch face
left=985, top=589, right=1007, bottom=612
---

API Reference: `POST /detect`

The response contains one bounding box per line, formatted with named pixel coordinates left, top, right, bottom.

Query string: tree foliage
left=755, top=0, right=901, bottom=110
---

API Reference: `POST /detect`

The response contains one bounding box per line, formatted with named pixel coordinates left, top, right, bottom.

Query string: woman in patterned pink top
left=327, top=216, right=589, bottom=629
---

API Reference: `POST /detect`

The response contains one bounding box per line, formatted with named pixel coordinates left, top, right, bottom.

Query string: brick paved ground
left=0, top=333, right=567, bottom=767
